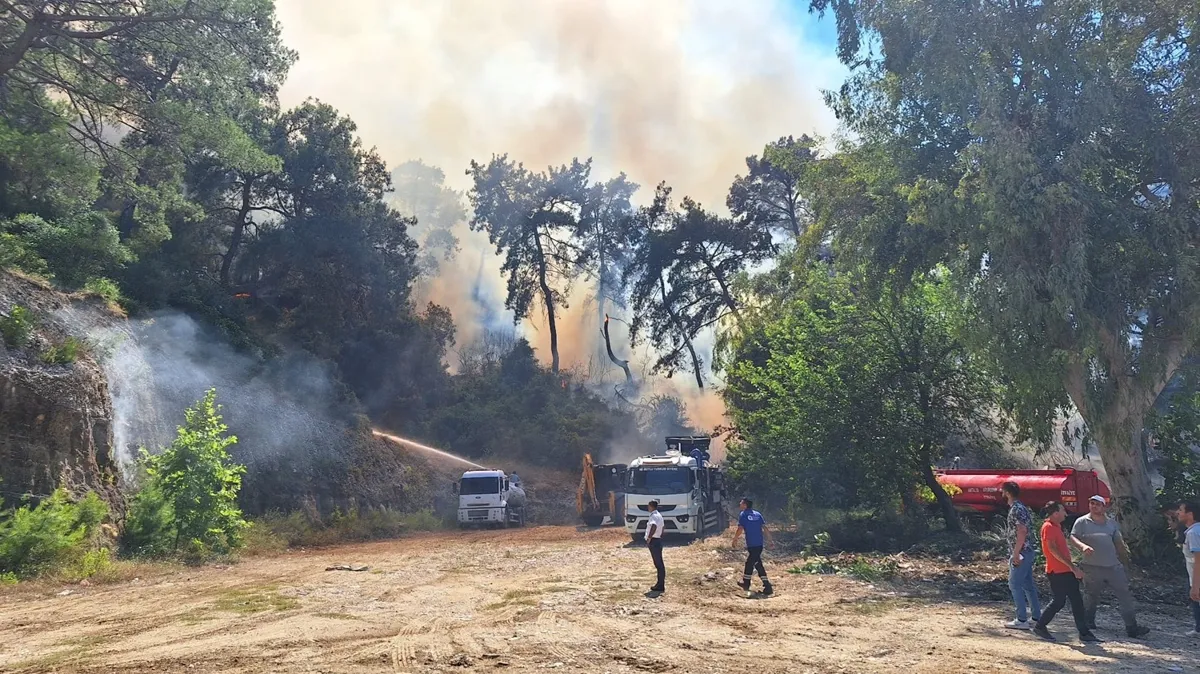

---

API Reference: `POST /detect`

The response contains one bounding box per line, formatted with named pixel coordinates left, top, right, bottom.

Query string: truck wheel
left=582, top=515, right=604, bottom=528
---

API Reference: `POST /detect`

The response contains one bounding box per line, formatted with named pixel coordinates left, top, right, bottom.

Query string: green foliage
left=122, top=477, right=177, bottom=559
left=41, top=337, right=85, bottom=365
left=808, top=0, right=1200, bottom=544
left=129, top=389, right=248, bottom=558
left=722, top=259, right=998, bottom=529
left=1, top=213, right=132, bottom=289
left=82, top=277, right=123, bottom=305
left=790, top=554, right=899, bottom=582
left=1150, top=369, right=1200, bottom=509
left=0, top=305, right=34, bottom=348
left=418, top=337, right=641, bottom=470
left=0, top=490, right=108, bottom=579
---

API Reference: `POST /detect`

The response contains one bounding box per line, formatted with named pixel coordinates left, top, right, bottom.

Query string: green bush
left=0, top=305, right=34, bottom=348
left=122, top=389, right=248, bottom=561
left=82, top=277, right=122, bottom=304
left=3, top=213, right=132, bottom=289
left=121, top=477, right=175, bottom=558
left=41, top=335, right=83, bottom=364
left=0, top=490, right=108, bottom=579
left=789, top=554, right=898, bottom=582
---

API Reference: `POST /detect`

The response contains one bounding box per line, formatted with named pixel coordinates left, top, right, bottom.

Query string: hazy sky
left=270, top=0, right=847, bottom=431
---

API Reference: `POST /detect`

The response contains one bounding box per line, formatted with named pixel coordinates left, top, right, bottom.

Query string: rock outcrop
left=0, top=271, right=124, bottom=517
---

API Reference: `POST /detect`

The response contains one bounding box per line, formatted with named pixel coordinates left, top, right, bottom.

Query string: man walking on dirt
left=1070, top=494, right=1150, bottom=638
left=1032, top=501, right=1099, bottom=642
left=731, top=498, right=773, bottom=596
left=1002, top=481, right=1042, bottom=629
left=646, top=499, right=666, bottom=594
left=1175, top=501, right=1200, bottom=635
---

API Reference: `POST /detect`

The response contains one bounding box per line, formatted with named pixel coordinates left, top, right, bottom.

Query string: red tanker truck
left=934, top=467, right=1111, bottom=523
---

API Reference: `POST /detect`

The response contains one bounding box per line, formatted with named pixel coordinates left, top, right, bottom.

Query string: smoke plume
left=274, top=0, right=844, bottom=432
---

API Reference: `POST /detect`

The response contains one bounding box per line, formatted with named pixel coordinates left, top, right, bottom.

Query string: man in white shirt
left=646, top=499, right=666, bottom=593
left=1177, top=501, right=1200, bottom=635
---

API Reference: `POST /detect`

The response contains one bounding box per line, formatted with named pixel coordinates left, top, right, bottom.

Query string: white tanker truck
left=452, top=469, right=527, bottom=528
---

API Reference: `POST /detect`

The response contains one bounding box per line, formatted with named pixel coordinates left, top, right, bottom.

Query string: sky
left=270, top=0, right=848, bottom=431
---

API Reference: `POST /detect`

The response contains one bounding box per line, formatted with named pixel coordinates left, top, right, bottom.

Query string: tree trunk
left=922, top=463, right=961, bottom=534
left=602, top=314, right=634, bottom=387
left=658, top=276, right=703, bottom=389
left=698, top=254, right=743, bottom=328
left=533, top=234, right=559, bottom=372
left=1091, top=406, right=1160, bottom=556
left=1063, top=328, right=1188, bottom=556
left=220, top=177, right=254, bottom=286
left=0, top=15, right=42, bottom=79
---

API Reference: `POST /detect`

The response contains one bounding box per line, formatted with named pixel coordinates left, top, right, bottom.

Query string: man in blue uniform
left=731, top=498, right=773, bottom=595
left=689, top=446, right=708, bottom=468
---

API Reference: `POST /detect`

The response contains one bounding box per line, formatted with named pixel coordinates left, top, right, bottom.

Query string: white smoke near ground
left=70, top=310, right=350, bottom=480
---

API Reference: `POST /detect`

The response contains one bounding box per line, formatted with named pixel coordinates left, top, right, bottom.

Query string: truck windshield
left=627, top=467, right=692, bottom=495
left=460, top=477, right=500, bottom=495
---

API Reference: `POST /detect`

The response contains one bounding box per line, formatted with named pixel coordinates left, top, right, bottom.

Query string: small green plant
left=0, top=305, right=34, bottom=348
left=0, top=490, right=108, bottom=579
left=41, top=336, right=83, bottom=364
left=121, top=389, right=248, bottom=560
left=82, top=277, right=122, bottom=304
left=789, top=553, right=898, bottom=582
left=0, top=572, right=18, bottom=586
left=804, top=531, right=834, bottom=556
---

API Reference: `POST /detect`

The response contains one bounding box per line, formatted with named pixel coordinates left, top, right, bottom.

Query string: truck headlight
left=676, top=514, right=689, bottom=523
left=626, top=515, right=637, bottom=523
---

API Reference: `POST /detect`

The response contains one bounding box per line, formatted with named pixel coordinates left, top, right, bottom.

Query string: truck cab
left=624, top=437, right=728, bottom=541
left=453, top=469, right=526, bottom=528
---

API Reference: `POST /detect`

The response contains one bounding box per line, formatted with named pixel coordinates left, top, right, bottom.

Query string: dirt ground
left=1, top=525, right=1197, bottom=674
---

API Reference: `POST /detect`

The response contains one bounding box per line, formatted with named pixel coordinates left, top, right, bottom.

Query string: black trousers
left=648, top=538, right=665, bottom=590
left=1037, top=571, right=1089, bottom=634
left=743, top=546, right=767, bottom=579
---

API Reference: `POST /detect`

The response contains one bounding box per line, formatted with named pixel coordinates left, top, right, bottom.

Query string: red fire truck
left=934, top=467, right=1111, bottom=523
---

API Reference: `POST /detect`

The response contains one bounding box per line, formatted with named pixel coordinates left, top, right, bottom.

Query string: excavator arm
left=577, top=453, right=600, bottom=515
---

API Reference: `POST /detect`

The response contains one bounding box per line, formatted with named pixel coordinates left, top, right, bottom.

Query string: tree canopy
left=804, top=0, right=1200, bottom=548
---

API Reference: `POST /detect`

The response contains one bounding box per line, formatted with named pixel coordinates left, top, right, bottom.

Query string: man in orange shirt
left=1034, top=501, right=1099, bottom=642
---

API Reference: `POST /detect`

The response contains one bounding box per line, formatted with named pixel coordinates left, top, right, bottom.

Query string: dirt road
left=0, top=526, right=1196, bottom=673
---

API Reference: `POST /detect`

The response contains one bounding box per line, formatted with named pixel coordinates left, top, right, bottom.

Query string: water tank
left=507, top=482, right=527, bottom=508
left=935, top=469, right=1111, bottom=517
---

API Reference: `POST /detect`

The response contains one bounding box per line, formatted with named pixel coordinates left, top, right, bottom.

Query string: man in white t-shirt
left=646, top=499, right=666, bottom=593
left=1177, top=501, right=1200, bottom=635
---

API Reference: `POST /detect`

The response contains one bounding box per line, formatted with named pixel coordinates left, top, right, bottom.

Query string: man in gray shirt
left=1070, top=495, right=1150, bottom=638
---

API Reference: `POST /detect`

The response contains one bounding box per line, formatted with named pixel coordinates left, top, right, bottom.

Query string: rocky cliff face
left=0, top=272, right=124, bottom=517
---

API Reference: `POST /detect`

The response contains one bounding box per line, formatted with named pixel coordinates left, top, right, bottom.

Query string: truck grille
left=636, top=504, right=676, bottom=512
left=467, top=509, right=490, bottom=520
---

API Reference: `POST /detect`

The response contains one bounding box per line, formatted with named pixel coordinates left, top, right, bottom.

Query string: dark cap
left=648, top=499, right=660, bottom=508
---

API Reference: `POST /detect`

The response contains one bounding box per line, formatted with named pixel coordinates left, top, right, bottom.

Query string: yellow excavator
left=577, top=453, right=628, bottom=527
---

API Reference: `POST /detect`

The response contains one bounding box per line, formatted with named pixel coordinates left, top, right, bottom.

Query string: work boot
left=1126, top=625, right=1150, bottom=639
left=1079, top=632, right=1101, bottom=643
left=737, top=579, right=751, bottom=592
left=761, top=580, right=774, bottom=596
left=1032, top=625, right=1055, bottom=641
